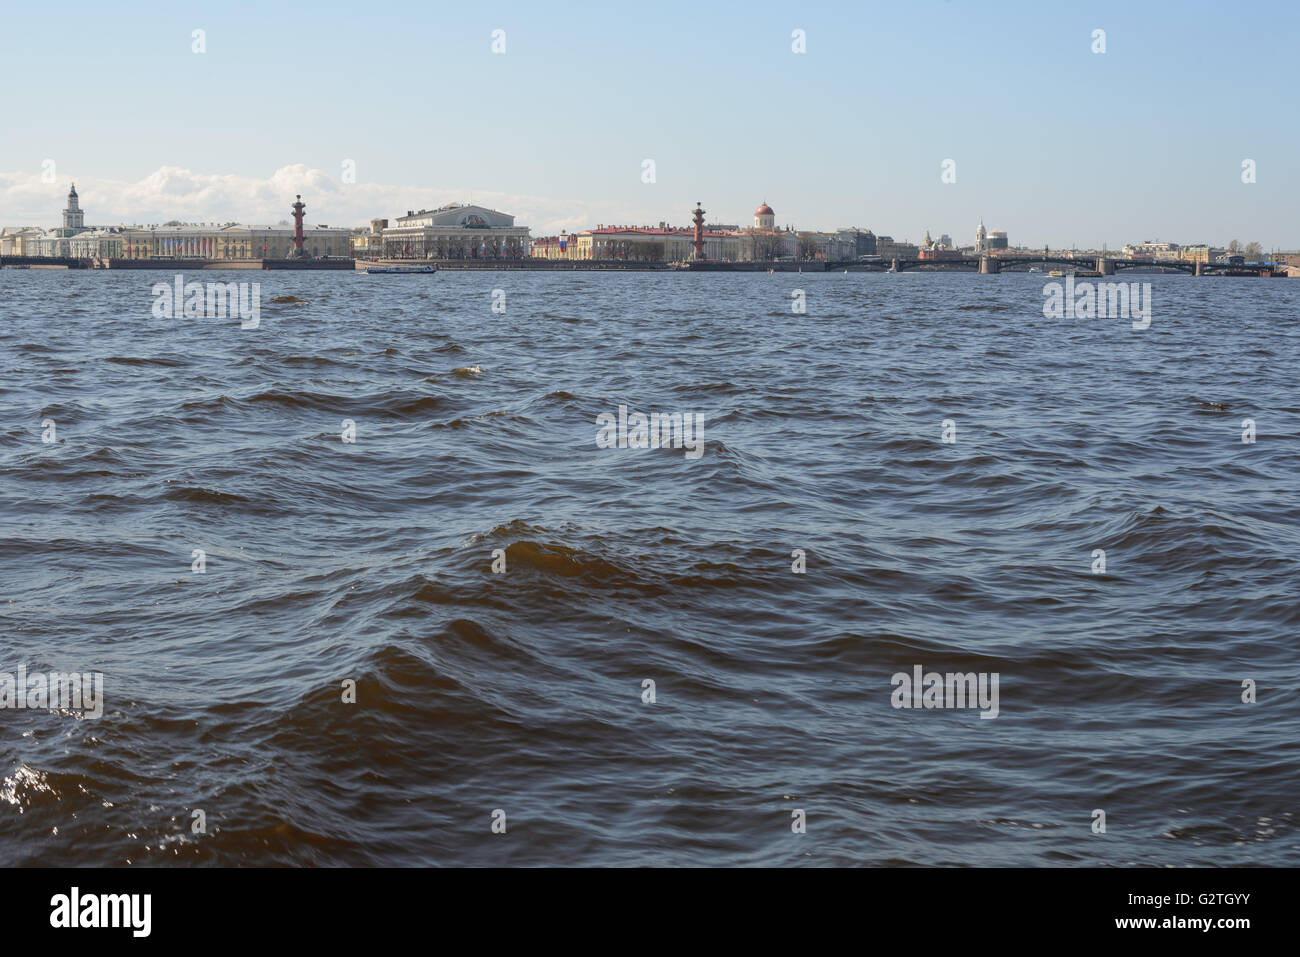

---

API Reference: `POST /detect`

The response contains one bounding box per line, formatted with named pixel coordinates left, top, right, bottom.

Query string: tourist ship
left=365, top=264, right=437, bottom=274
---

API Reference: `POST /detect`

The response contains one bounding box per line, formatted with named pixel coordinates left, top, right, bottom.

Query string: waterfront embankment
left=2, top=256, right=1294, bottom=275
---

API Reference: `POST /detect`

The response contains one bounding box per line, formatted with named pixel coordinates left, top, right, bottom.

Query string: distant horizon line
left=5, top=217, right=1293, bottom=255
left=2, top=167, right=1293, bottom=252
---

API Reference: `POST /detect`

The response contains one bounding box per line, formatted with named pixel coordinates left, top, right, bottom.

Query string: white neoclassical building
left=0, top=227, right=43, bottom=255
left=69, top=229, right=127, bottom=258
left=381, top=203, right=530, bottom=260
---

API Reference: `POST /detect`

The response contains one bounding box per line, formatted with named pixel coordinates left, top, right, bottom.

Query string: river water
left=1, top=269, right=1296, bottom=865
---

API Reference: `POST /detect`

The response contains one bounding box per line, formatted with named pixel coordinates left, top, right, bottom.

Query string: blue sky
left=1, top=0, right=1296, bottom=246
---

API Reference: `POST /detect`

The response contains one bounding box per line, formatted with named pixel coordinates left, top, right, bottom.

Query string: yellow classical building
left=532, top=225, right=747, bottom=262
left=119, top=223, right=353, bottom=260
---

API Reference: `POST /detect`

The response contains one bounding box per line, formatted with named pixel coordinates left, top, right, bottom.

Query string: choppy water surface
left=1, top=269, right=1297, bottom=866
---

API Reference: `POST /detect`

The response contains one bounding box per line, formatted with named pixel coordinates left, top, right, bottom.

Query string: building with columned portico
left=118, top=222, right=352, bottom=260
left=380, top=203, right=530, bottom=259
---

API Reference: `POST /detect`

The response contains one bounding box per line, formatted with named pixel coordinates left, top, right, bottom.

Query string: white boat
left=365, top=264, right=436, bottom=274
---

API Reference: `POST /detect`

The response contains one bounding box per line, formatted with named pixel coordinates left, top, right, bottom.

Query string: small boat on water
left=1048, top=269, right=1064, bottom=277
left=365, top=264, right=436, bottom=274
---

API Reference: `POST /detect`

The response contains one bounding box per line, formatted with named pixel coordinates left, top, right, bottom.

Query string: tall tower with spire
left=59, top=184, right=86, bottom=237
left=975, top=217, right=987, bottom=254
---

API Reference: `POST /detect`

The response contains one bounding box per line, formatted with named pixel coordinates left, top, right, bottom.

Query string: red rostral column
left=291, top=194, right=306, bottom=256
left=691, top=201, right=705, bottom=260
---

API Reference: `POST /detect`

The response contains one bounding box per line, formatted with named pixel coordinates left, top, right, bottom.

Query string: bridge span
left=839, top=256, right=1280, bottom=276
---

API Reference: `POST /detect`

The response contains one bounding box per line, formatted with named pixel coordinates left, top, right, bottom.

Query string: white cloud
left=0, top=164, right=644, bottom=236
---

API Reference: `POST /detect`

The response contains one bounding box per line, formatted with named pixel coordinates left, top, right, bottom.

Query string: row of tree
left=749, top=231, right=824, bottom=260
left=1227, top=240, right=1264, bottom=259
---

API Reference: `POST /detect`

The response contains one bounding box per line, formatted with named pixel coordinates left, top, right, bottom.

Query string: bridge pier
left=1096, top=258, right=1114, bottom=276
left=979, top=256, right=999, bottom=274
left=1194, top=260, right=1204, bottom=277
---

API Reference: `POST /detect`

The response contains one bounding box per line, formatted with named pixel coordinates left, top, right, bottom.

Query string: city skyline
left=1, top=1, right=1297, bottom=248
left=0, top=167, right=1290, bottom=254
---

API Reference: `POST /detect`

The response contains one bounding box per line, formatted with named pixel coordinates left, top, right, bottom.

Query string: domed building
left=754, top=202, right=775, bottom=231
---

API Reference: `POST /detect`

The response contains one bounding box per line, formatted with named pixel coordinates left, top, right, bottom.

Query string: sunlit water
left=1, top=269, right=1297, bottom=866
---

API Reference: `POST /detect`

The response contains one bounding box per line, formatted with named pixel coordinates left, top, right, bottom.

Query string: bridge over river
left=849, top=255, right=1281, bottom=276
